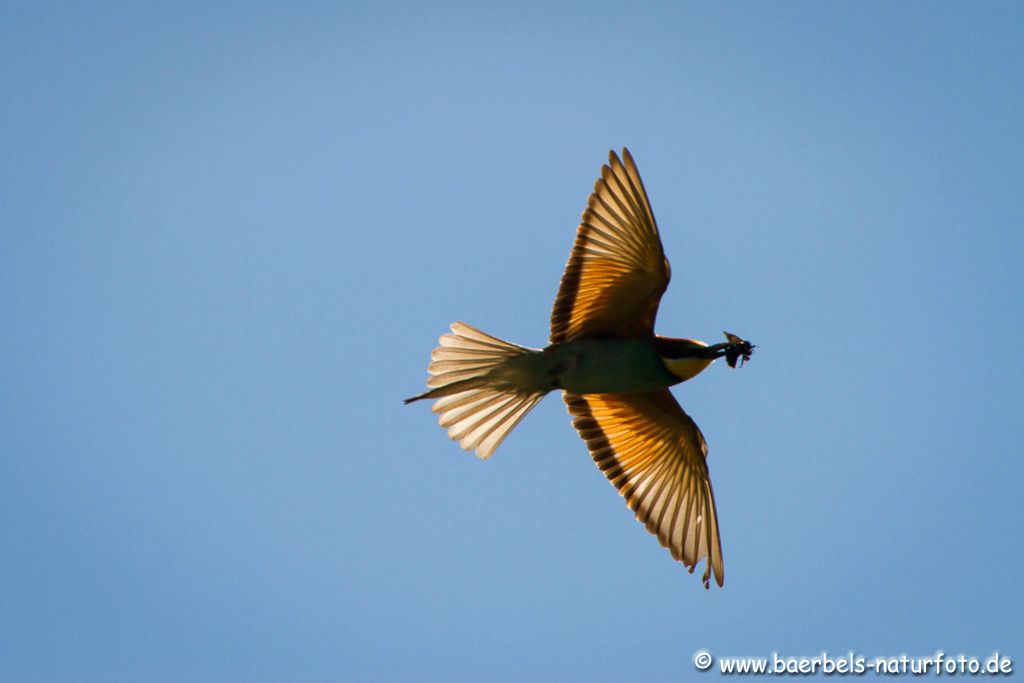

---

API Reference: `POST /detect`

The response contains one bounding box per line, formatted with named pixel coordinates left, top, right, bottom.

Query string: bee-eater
left=406, top=149, right=753, bottom=588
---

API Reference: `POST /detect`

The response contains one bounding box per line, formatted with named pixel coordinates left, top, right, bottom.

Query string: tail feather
left=403, top=377, right=488, bottom=404
left=406, top=322, right=548, bottom=459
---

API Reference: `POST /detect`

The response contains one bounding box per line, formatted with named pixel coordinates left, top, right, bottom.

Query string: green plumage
left=546, top=339, right=678, bottom=394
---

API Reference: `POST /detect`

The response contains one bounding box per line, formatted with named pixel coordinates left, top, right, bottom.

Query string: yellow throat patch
left=661, top=340, right=714, bottom=382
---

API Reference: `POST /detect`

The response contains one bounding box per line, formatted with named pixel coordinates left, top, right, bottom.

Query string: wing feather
left=550, top=149, right=671, bottom=343
left=564, top=389, right=724, bottom=588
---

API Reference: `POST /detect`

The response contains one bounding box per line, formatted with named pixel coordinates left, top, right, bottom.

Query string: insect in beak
left=722, top=332, right=755, bottom=368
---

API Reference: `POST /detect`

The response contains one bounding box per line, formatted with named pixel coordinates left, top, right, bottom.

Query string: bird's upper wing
left=564, top=389, right=724, bottom=587
left=550, top=148, right=671, bottom=343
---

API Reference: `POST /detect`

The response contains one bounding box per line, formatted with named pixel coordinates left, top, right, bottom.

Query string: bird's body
left=553, top=337, right=694, bottom=394
left=406, top=149, right=753, bottom=588
left=483, top=337, right=716, bottom=396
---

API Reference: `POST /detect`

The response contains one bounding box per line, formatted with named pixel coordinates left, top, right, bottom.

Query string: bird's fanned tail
left=405, top=322, right=549, bottom=459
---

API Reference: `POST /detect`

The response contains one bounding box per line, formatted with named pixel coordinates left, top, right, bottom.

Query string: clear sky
left=2, top=2, right=1022, bottom=681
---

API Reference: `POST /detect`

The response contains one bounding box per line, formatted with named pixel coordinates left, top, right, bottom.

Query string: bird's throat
left=661, top=355, right=714, bottom=382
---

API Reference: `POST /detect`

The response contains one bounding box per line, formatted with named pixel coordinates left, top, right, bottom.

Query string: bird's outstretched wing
left=564, top=389, right=724, bottom=587
left=550, top=148, right=671, bottom=343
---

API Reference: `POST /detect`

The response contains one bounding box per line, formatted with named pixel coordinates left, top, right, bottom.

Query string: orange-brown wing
left=564, top=389, right=724, bottom=588
left=550, top=148, right=671, bottom=344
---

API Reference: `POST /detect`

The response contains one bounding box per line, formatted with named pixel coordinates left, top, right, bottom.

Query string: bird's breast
left=546, top=338, right=677, bottom=394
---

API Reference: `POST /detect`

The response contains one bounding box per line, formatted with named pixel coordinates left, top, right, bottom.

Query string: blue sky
left=2, top=2, right=1022, bottom=681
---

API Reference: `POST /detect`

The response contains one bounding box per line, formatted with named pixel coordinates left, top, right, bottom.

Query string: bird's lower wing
left=564, top=389, right=724, bottom=588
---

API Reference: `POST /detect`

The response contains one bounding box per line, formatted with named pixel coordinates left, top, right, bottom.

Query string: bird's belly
left=549, top=339, right=675, bottom=394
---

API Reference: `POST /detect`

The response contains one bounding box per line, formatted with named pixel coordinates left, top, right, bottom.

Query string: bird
left=405, top=148, right=754, bottom=588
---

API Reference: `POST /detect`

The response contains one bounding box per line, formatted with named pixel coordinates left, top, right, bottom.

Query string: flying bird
left=405, top=149, right=754, bottom=588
